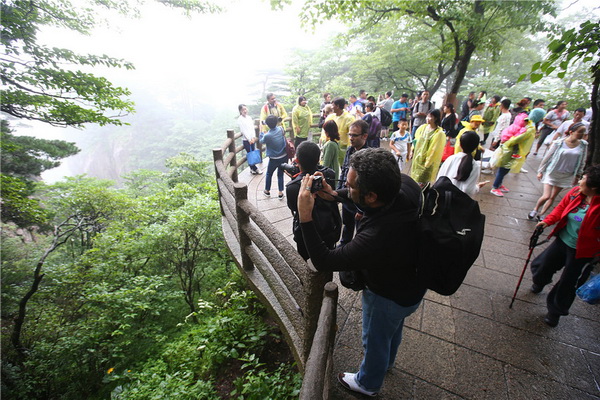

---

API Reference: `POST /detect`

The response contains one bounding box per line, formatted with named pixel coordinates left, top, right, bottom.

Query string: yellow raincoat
left=455, top=122, right=481, bottom=155
left=291, top=104, right=313, bottom=139
left=410, top=125, right=445, bottom=184
left=510, top=121, right=536, bottom=173
left=259, top=103, right=288, bottom=133
left=495, top=121, right=536, bottom=171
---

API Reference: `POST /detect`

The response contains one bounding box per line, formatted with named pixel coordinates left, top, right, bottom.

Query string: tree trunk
left=446, top=1, right=483, bottom=110
left=586, top=78, right=599, bottom=166
left=11, top=239, right=57, bottom=361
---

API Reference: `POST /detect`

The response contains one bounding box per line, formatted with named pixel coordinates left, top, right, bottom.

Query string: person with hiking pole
left=529, top=164, right=600, bottom=327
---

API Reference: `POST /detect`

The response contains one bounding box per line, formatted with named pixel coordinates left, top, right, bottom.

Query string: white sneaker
left=521, top=168, right=528, bottom=173
left=481, top=168, right=493, bottom=175
left=338, top=372, right=377, bottom=397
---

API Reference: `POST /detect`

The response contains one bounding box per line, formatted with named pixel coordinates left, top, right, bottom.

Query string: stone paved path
left=239, top=152, right=599, bottom=399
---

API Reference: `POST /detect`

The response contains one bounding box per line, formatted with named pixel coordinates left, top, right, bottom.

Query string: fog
left=7, top=0, right=598, bottom=183
left=10, top=0, right=340, bottom=183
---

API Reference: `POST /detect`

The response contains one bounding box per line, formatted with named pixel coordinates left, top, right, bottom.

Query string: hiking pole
left=509, top=225, right=545, bottom=309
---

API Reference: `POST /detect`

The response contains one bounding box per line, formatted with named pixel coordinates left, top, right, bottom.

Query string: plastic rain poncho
left=410, top=125, right=445, bottom=184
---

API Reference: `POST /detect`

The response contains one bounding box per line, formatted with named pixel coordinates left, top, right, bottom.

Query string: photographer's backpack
left=379, top=107, right=393, bottom=127
left=417, top=176, right=485, bottom=295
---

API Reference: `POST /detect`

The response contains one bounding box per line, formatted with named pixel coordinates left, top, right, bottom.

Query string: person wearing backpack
left=362, top=102, right=382, bottom=148
left=296, top=148, right=426, bottom=397
left=259, top=93, right=288, bottom=133
left=259, top=115, right=288, bottom=199
left=338, top=120, right=370, bottom=246
left=411, top=90, right=435, bottom=137
left=286, top=142, right=341, bottom=260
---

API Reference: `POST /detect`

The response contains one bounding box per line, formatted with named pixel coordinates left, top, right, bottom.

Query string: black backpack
left=379, top=107, right=392, bottom=127
left=416, top=176, right=485, bottom=295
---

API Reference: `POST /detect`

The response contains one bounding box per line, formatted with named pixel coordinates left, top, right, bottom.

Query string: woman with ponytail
left=437, top=131, right=489, bottom=197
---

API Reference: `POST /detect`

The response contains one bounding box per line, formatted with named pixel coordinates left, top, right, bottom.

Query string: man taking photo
left=297, top=148, right=426, bottom=397
left=338, top=119, right=370, bottom=245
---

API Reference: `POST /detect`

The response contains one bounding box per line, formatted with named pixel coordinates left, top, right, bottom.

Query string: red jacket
left=543, top=186, right=600, bottom=259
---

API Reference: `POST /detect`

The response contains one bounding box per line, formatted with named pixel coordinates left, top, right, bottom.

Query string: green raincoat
left=291, top=104, right=313, bottom=139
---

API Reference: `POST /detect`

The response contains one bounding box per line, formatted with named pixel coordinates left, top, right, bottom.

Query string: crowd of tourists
left=237, top=90, right=598, bottom=397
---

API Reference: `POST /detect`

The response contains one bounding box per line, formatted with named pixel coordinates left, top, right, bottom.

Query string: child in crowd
left=389, top=118, right=411, bottom=172
left=500, top=113, right=529, bottom=159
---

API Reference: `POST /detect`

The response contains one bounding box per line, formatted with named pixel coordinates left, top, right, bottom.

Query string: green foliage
left=232, top=354, right=301, bottom=399
left=1, top=153, right=298, bottom=399
left=103, top=282, right=299, bottom=400
left=0, top=119, right=79, bottom=227
left=1, top=0, right=136, bottom=127
left=0, top=0, right=222, bottom=128
left=108, top=361, right=220, bottom=400
left=0, top=174, right=49, bottom=227
left=1, top=121, right=80, bottom=178
left=524, top=20, right=600, bottom=85
left=283, top=0, right=557, bottom=95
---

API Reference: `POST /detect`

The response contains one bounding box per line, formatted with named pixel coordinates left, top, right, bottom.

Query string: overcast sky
left=38, top=0, right=340, bottom=109
left=23, top=0, right=600, bottom=123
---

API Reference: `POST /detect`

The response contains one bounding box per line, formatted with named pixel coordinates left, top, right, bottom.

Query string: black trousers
left=530, top=237, right=593, bottom=315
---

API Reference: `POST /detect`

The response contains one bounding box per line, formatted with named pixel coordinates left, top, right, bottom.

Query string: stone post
left=227, top=129, right=238, bottom=182
left=212, top=148, right=225, bottom=216
left=234, top=182, right=253, bottom=271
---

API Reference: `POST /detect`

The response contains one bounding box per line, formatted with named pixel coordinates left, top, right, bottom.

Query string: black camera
left=281, top=163, right=300, bottom=176
left=311, top=175, right=324, bottom=193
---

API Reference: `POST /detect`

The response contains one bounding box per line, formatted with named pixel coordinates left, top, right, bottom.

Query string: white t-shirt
left=390, top=131, right=412, bottom=158
left=378, top=97, right=394, bottom=112
left=555, top=141, right=583, bottom=174
left=554, top=119, right=590, bottom=138
left=490, top=111, right=511, bottom=140
left=437, top=153, right=481, bottom=197
left=238, top=114, right=256, bottom=142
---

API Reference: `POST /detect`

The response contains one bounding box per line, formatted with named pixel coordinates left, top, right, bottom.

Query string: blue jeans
left=492, top=167, right=510, bottom=189
left=356, top=289, right=421, bottom=392
left=411, top=124, right=421, bottom=137
left=265, top=156, right=286, bottom=192
left=243, top=140, right=258, bottom=171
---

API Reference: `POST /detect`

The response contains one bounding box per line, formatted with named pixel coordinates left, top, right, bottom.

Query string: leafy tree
left=8, top=176, right=131, bottom=364
left=0, top=120, right=80, bottom=227
left=1, top=122, right=79, bottom=178
left=1, top=1, right=135, bottom=127
left=1, top=0, right=222, bottom=128
left=525, top=19, right=599, bottom=164
left=276, top=0, right=557, bottom=103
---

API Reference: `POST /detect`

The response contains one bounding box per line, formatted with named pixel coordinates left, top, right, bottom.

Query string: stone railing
left=212, top=118, right=338, bottom=398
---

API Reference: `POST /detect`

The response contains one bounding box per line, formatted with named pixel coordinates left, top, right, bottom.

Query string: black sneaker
left=531, top=283, right=543, bottom=294
left=544, top=313, right=560, bottom=327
